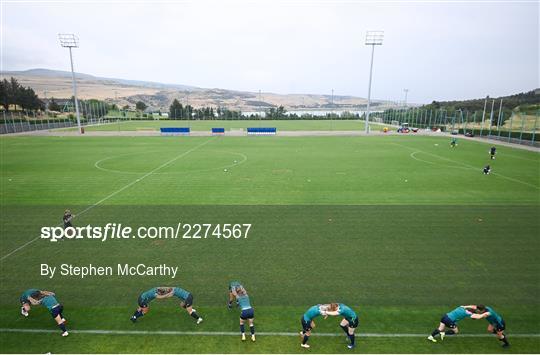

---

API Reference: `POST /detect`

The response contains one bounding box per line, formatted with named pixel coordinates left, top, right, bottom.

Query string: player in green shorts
left=173, top=286, right=203, bottom=324
left=27, top=290, right=68, bottom=337
left=131, top=287, right=174, bottom=322
left=428, top=306, right=473, bottom=342
left=300, top=304, right=337, bottom=349
left=325, top=303, right=359, bottom=349
left=467, top=304, right=510, bottom=347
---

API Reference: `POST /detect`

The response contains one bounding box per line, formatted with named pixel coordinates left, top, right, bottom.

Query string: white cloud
left=2, top=0, right=538, bottom=103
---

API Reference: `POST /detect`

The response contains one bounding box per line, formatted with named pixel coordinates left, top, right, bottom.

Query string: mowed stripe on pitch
left=0, top=137, right=216, bottom=261
left=0, top=328, right=539, bottom=337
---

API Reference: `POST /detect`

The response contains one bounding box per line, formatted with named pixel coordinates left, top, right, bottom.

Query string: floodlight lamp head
left=58, top=34, right=79, bottom=48
left=365, top=31, right=384, bottom=45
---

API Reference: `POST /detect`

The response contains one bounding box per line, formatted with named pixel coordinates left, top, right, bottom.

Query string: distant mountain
left=3, top=68, right=199, bottom=91
left=2, top=68, right=396, bottom=112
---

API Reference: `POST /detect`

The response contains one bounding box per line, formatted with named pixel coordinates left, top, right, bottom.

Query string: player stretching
left=229, top=282, right=255, bottom=341
left=131, top=287, right=173, bottom=322
left=228, top=281, right=242, bottom=309
left=467, top=304, right=510, bottom=347
left=427, top=306, right=473, bottom=342
left=326, top=303, right=359, bottom=349
left=300, top=304, right=335, bottom=349
left=20, top=288, right=41, bottom=317
left=173, top=286, right=203, bottom=324
left=27, top=290, right=69, bottom=337
left=483, top=165, right=491, bottom=175
left=489, top=146, right=497, bottom=160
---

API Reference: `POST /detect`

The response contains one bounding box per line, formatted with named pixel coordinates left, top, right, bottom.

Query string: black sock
left=59, top=322, right=66, bottom=332
left=340, top=325, right=349, bottom=335
left=446, top=330, right=455, bottom=335
left=250, top=325, right=255, bottom=335
left=349, top=334, right=355, bottom=345
left=500, top=335, right=509, bottom=345
left=190, top=311, right=200, bottom=320
left=302, top=335, right=309, bottom=344
left=133, top=310, right=143, bottom=319
left=240, top=324, right=245, bottom=334
left=431, top=329, right=440, bottom=337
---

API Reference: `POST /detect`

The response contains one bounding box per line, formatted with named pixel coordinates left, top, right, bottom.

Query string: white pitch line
left=0, top=138, right=215, bottom=261
left=0, top=328, right=539, bottom=338
left=393, top=142, right=540, bottom=190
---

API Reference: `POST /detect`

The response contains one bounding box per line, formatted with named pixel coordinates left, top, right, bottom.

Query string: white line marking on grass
left=409, top=151, right=473, bottom=171
left=393, top=143, right=540, bottom=190
left=0, top=138, right=215, bottom=261
left=0, top=328, right=539, bottom=338
left=94, top=150, right=247, bottom=175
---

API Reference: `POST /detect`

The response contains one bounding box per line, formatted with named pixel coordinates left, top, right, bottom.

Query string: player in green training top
left=466, top=304, right=510, bottom=347
left=300, top=304, right=337, bottom=349
left=228, top=281, right=243, bottom=309
left=131, top=286, right=203, bottom=324
left=173, top=286, right=203, bottom=324
left=26, top=290, right=69, bottom=337
left=428, top=306, right=474, bottom=342
left=325, top=303, right=359, bottom=349
left=19, top=288, right=43, bottom=317
left=450, top=137, right=457, bottom=148
left=228, top=282, right=256, bottom=341
left=131, top=287, right=173, bottom=322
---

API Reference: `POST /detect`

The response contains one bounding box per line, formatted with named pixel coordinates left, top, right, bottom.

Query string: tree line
left=0, top=77, right=43, bottom=111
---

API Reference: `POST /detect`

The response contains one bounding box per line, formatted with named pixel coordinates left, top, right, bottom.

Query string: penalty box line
left=0, top=328, right=539, bottom=338
left=0, top=137, right=216, bottom=261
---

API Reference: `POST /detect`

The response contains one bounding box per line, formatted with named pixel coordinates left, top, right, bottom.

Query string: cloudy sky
left=1, top=0, right=538, bottom=103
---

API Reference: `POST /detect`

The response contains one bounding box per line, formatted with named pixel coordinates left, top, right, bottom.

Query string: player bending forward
left=428, top=305, right=473, bottom=342
left=300, top=304, right=337, bottom=349
left=325, top=303, right=359, bottom=349
left=131, top=286, right=203, bottom=324
left=228, top=281, right=256, bottom=341
left=466, top=304, right=510, bottom=347
left=26, top=290, right=69, bottom=337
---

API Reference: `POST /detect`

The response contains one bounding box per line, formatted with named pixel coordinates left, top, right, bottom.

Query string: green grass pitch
left=0, top=133, right=539, bottom=353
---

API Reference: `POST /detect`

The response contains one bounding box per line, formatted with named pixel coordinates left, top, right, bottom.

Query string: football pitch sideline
left=0, top=135, right=539, bottom=353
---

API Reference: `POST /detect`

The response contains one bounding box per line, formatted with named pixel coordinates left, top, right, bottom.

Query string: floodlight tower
left=364, top=30, right=384, bottom=134
left=403, top=88, right=409, bottom=107
left=58, top=34, right=82, bottom=134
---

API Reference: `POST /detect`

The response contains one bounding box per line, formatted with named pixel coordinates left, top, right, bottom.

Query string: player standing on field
left=228, top=282, right=256, bottom=341
left=490, top=146, right=497, bottom=160
left=63, top=210, right=73, bottom=229
left=428, top=306, right=473, bottom=342
left=450, top=137, right=457, bottom=148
